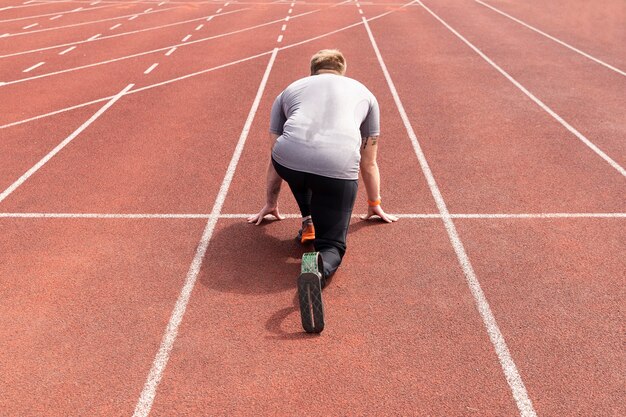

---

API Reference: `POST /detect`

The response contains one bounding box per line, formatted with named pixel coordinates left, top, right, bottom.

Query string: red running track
left=0, top=0, right=624, bottom=415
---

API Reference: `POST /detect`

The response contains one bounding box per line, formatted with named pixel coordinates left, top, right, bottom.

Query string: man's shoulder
left=284, top=76, right=312, bottom=91
left=341, top=77, right=375, bottom=98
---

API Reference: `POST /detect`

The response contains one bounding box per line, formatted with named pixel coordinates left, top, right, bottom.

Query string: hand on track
left=247, top=204, right=285, bottom=225
left=360, top=205, right=398, bottom=223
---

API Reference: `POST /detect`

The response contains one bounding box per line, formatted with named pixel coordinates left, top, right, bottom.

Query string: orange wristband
left=367, top=198, right=381, bottom=207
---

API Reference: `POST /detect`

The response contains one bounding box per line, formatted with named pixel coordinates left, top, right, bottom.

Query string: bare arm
left=265, top=133, right=282, bottom=206
left=359, top=136, right=397, bottom=223
left=247, top=133, right=285, bottom=225
left=360, top=136, right=381, bottom=202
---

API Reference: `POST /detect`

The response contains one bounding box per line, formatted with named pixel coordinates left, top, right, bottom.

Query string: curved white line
left=5, top=5, right=181, bottom=37
left=0, top=7, right=249, bottom=58
left=0, top=1, right=124, bottom=22
left=0, top=1, right=73, bottom=11
left=0, top=84, right=134, bottom=203
left=0, top=9, right=291, bottom=86
left=0, top=4, right=407, bottom=130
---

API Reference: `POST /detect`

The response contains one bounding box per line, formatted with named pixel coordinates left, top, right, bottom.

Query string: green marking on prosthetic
left=301, top=252, right=319, bottom=274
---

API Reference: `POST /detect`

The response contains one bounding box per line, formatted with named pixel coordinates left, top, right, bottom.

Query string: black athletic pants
left=272, top=158, right=358, bottom=278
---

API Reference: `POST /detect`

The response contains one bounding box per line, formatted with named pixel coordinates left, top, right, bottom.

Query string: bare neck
left=314, top=69, right=343, bottom=75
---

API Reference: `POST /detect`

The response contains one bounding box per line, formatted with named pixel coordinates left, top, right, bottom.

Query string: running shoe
left=297, top=252, right=325, bottom=333
left=297, top=219, right=315, bottom=244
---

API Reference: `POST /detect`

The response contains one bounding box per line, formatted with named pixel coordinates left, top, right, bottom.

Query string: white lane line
left=144, top=7, right=153, bottom=12
left=2, top=212, right=623, bottom=219
left=475, top=0, right=626, bottom=77
left=0, top=3, right=157, bottom=22
left=452, top=213, right=626, bottom=219
left=0, top=6, right=13, bottom=11
left=363, top=14, right=538, bottom=417
left=0, top=33, right=9, bottom=38
left=2, top=51, right=273, bottom=130
left=288, top=7, right=292, bottom=12
left=225, top=2, right=230, bottom=5
left=195, top=23, right=203, bottom=30
left=128, top=14, right=138, bottom=20
left=91, top=1, right=101, bottom=5
left=165, top=46, right=176, bottom=56
left=58, top=46, right=76, bottom=55
left=22, top=22, right=38, bottom=29
left=87, top=33, right=101, bottom=40
left=109, top=23, right=121, bottom=30
left=279, top=3, right=397, bottom=51
left=277, top=34, right=283, bottom=42
left=11, top=6, right=181, bottom=38
left=0, top=213, right=215, bottom=219
left=22, top=61, right=44, bottom=72
left=206, top=15, right=213, bottom=21
left=49, top=14, right=62, bottom=20
left=285, top=15, right=289, bottom=21
left=417, top=1, right=626, bottom=177
left=182, top=34, right=191, bottom=41
left=158, top=1, right=166, bottom=5
left=144, top=63, right=158, bottom=74
left=281, top=23, right=286, bottom=30
left=358, top=8, right=362, bottom=14
left=219, top=212, right=626, bottom=219
left=132, top=48, right=279, bottom=417
left=0, top=6, right=406, bottom=130
left=0, top=84, right=134, bottom=204
left=216, top=7, right=222, bottom=12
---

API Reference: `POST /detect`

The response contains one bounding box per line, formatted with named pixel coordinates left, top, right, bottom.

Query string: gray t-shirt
left=270, top=74, right=380, bottom=180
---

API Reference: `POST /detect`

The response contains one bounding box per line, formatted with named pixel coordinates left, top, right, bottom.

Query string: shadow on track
left=198, top=220, right=302, bottom=295
left=198, top=218, right=389, bottom=339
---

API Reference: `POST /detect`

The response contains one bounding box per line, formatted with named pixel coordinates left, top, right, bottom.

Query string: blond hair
left=310, top=49, right=347, bottom=75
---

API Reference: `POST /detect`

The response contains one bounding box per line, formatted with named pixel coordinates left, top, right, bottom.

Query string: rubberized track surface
left=1, top=0, right=624, bottom=415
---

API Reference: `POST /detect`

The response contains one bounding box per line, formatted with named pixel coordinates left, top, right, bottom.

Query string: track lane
left=0, top=0, right=124, bottom=23
left=456, top=218, right=626, bottom=416
left=475, top=0, right=626, bottom=70
left=0, top=3, right=405, bottom=129
left=0, top=1, right=166, bottom=38
left=0, top=217, right=208, bottom=415
left=0, top=7, right=287, bottom=126
left=367, top=5, right=625, bottom=214
left=223, top=23, right=437, bottom=215
left=0, top=104, right=100, bottom=193
left=147, top=218, right=520, bottom=415
left=0, top=2, right=218, bottom=57
left=0, top=5, right=251, bottom=78
left=368, top=3, right=626, bottom=415
left=422, top=0, right=626, bottom=170
left=0, top=58, right=272, bottom=213
left=148, top=8, right=520, bottom=414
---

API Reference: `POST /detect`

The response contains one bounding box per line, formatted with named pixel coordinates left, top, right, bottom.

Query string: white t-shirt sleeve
left=359, top=94, right=380, bottom=138
left=269, top=92, right=287, bottom=135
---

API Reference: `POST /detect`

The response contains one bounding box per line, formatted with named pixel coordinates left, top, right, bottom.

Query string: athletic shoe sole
left=298, top=252, right=325, bottom=333
left=297, top=272, right=324, bottom=333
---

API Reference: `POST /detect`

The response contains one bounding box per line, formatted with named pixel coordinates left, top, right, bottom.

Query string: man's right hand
left=360, top=205, right=398, bottom=223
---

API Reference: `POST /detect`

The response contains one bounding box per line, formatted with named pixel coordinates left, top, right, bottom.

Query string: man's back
left=270, top=74, right=379, bottom=180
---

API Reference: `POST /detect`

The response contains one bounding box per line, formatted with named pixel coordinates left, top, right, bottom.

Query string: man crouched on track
left=248, top=49, right=397, bottom=328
